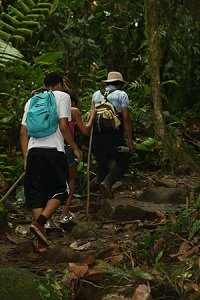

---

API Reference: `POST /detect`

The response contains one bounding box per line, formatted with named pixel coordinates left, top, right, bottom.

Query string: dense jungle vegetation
left=0, top=1, right=200, bottom=299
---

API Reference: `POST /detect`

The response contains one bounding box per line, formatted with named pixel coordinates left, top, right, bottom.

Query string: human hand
left=74, top=148, right=83, bottom=162
left=89, top=105, right=97, bottom=120
left=128, top=140, right=135, bottom=153
left=24, top=157, right=27, bottom=170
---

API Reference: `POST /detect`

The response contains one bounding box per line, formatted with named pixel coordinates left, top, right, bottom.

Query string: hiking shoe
left=33, top=240, right=47, bottom=253
left=60, top=211, right=75, bottom=224
left=100, top=181, right=114, bottom=199
left=30, top=220, right=49, bottom=246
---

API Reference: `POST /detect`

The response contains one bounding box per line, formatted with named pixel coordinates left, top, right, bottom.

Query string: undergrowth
left=99, top=195, right=200, bottom=299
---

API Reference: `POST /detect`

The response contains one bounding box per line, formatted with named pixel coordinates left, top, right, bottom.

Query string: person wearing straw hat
left=91, top=71, right=134, bottom=198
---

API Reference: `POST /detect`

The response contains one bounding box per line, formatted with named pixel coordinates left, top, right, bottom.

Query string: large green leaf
left=0, top=39, right=26, bottom=66
left=34, top=51, right=63, bottom=65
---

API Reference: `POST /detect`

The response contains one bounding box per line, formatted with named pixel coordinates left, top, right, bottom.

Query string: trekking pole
left=86, top=125, right=93, bottom=218
left=0, top=171, right=25, bottom=204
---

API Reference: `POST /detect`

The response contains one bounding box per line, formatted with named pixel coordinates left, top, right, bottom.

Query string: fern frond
left=12, top=35, right=25, bottom=43
left=0, top=30, right=11, bottom=40
left=1, top=13, right=20, bottom=26
left=15, top=28, right=33, bottom=36
left=49, top=0, right=59, bottom=14
left=0, top=39, right=24, bottom=59
left=1, top=0, right=58, bottom=45
left=8, top=5, right=25, bottom=19
left=26, top=0, right=36, bottom=8
left=25, top=14, right=45, bottom=20
left=38, top=2, right=52, bottom=8
left=31, top=8, right=49, bottom=13
left=17, top=0, right=30, bottom=13
left=0, top=20, right=15, bottom=32
left=21, top=20, right=40, bottom=26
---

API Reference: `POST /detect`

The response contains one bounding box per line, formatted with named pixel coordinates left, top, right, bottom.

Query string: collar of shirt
left=106, top=84, right=118, bottom=92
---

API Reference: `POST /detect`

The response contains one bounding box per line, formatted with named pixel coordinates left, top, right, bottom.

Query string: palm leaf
left=0, top=39, right=26, bottom=66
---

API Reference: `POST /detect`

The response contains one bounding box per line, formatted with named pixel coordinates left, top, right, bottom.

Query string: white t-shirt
left=21, top=91, right=71, bottom=153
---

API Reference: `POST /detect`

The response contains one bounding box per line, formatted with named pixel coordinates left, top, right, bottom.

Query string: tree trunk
left=145, top=0, right=167, bottom=140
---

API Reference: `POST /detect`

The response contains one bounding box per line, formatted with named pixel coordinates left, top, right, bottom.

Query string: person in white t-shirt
left=20, top=72, right=82, bottom=253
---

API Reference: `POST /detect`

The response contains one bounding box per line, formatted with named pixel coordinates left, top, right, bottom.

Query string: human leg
left=92, top=145, right=110, bottom=189
left=61, top=163, right=75, bottom=217
left=99, top=149, right=129, bottom=198
left=103, top=152, right=129, bottom=186
left=32, top=207, right=44, bottom=220
left=25, top=148, right=69, bottom=247
left=60, top=146, right=76, bottom=223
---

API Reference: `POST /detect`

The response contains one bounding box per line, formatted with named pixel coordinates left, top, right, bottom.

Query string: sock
left=36, top=215, right=47, bottom=227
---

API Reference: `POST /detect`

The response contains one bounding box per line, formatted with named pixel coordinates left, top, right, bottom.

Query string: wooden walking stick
left=0, top=171, right=25, bottom=204
left=86, top=125, right=93, bottom=218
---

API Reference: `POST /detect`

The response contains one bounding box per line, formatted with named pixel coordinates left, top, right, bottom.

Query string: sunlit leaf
left=34, top=51, right=63, bottom=65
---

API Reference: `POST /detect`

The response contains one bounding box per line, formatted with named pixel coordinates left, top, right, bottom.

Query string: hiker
left=59, top=90, right=96, bottom=224
left=20, top=72, right=83, bottom=253
left=91, top=71, right=134, bottom=198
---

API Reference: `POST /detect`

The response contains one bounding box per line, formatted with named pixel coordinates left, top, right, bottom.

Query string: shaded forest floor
left=1, top=168, right=200, bottom=300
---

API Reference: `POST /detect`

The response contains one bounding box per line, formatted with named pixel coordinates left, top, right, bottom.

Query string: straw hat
left=102, top=71, right=128, bottom=87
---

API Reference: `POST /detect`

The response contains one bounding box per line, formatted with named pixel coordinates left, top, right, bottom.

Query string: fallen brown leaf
left=69, top=241, right=91, bottom=250
left=68, top=263, right=89, bottom=278
left=132, top=284, right=151, bottom=300
left=104, top=254, right=124, bottom=265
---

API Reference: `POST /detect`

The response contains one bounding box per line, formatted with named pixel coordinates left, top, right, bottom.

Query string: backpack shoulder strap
left=100, top=89, right=115, bottom=101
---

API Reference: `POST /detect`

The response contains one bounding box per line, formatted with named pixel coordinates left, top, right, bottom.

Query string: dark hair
left=44, top=72, right=63, bottom=87
left=106, top=80, right=123, bottom=87
left=68, top=91, right=80, bottom=107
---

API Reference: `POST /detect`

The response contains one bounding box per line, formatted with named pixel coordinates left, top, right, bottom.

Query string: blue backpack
left=26, top=91, right=59, bottom=139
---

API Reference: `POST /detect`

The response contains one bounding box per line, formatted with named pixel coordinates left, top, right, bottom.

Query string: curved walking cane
left=86, top=125, right=93, bottom=218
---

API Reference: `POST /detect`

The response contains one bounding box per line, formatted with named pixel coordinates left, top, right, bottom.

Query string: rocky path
left=0, top=172, right=200, bottom=299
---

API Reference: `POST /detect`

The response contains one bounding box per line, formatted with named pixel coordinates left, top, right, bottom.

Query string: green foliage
left=136, top=137, right=156, bottom=151
left=15, top=185, right=25, bottom=208
left=37, top=274, right=67, bottom=300
left=158, top=259, right=199, bottom=298
left=98, top=260, right=154, bottom=289
left=0, top=0, right=57, bottom=48
left=0, top=0, right=200, bottom=193
left=118, top=197, right=200, bottom=298
left=188, top=220, right=200, bottom=241
left=0, top=153, right=23, bottom=183
left=0, top=39, right=26, bottom=67
left=34, top=51, right=64, bottom=65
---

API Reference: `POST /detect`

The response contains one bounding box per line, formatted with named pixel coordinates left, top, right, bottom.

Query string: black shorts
left=24, top=148, right=69, bottom=209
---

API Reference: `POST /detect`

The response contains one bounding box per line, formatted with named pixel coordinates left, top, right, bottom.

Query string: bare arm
left=20, top=125, right=28, bottom=169
left=121, top=107, right=135, bottom=152
left=72, top=107, right=96, bottom=136
left=59, top=117, right=83, bottom=162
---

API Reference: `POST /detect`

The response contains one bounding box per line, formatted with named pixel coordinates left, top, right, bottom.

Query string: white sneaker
left=45, top=218, right=55, bottom=229
left=60, top=212, right=75, bottom=224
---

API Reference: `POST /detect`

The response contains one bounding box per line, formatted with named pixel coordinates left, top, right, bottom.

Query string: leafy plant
left=0, top=0, right=54, bottom=45
left=0, top=39, right=26, bottom=68
left=188, top=220, right=200, bottom=241
left=98, top=260, right=154, bottom=289
left=37, top=274, right=67, bottom=300
left=0, top=153, right=23, bottom=183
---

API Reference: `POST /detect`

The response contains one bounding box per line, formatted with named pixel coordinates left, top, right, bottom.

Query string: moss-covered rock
left=0, top=267, right=62, bottom=300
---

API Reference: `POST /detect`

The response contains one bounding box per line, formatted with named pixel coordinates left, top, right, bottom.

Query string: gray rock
left=137, top=187, right=188, bottom=204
